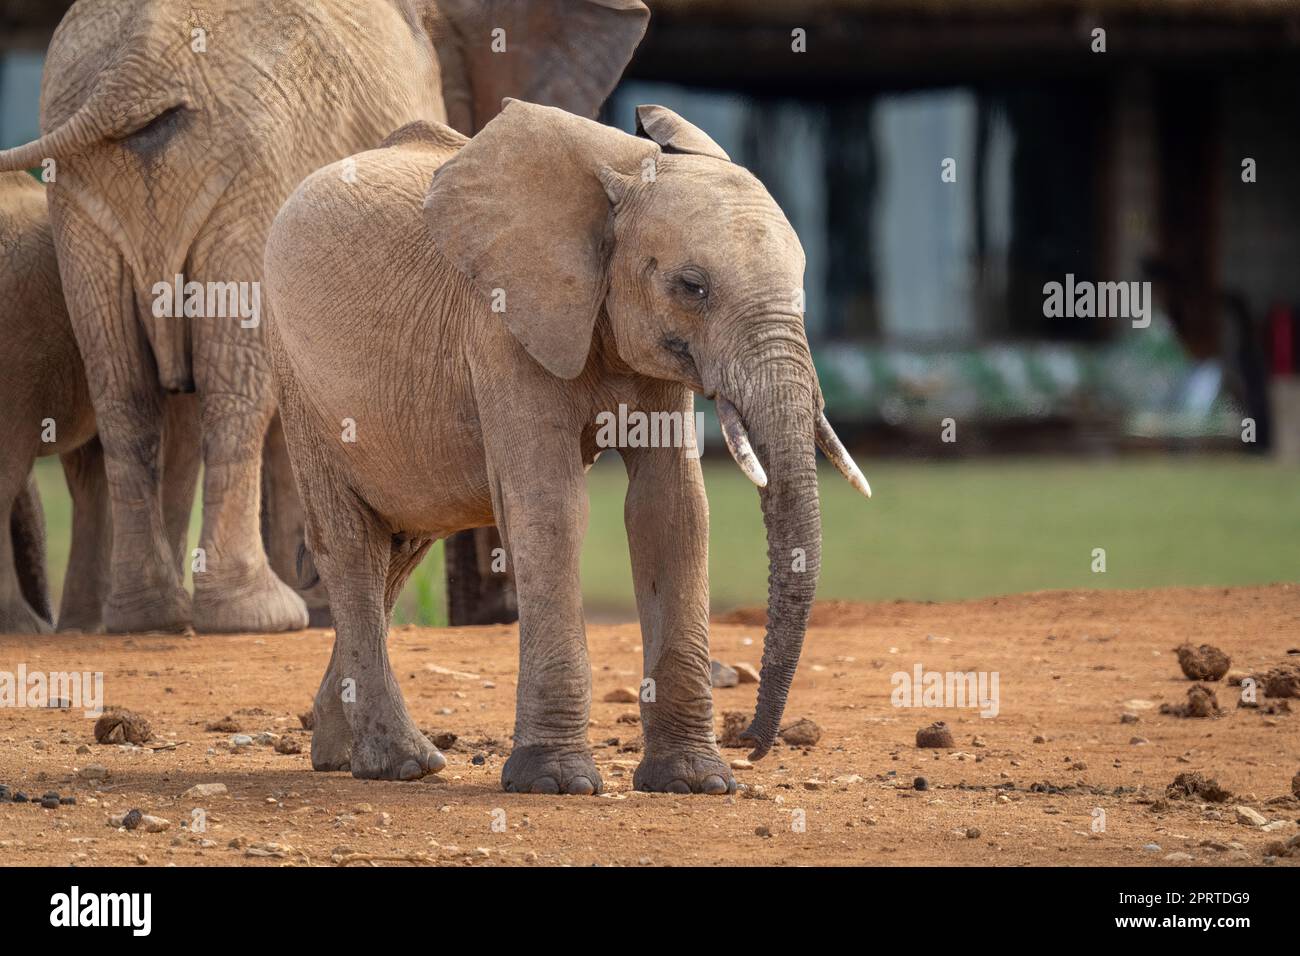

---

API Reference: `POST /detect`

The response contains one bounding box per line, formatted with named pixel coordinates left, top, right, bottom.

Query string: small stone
left=733, top=663, right=760, bottom=684
left=1129, top=736, right=1150, bottom=746
left=75, top=744, right=91, bottom=755
left=913, top=776, right=928, bottom=791
left=40, top=795, right=59, bottom=810
left=1164, top=852, right=1193, bottom=862
left=710, top=660, right=738, bottom=688
left=471, top=753, right=486, bottom=766
left=1234, top=805, right=1268, bottom=826
left=77, top=764, right=109, bottom=782
left=94, top=709, right=153, bottom=746
left=602, top=687, right=639, bottom=704
left=140, top=814, right=171, bottom=833
left=802, top=779, right=823, bottom=791
left=965, top=827, right=980, bottom=839
left=1176, top=643, right=1231, bottom=682
left=205, top=715, right=242, bottom=733
left=230, top=734, right=254, bottom=748
left=730, top=758, right=753, bottom=771
left=779, top=718, right=821, bottom=747
left=1119, top=713, right=1139, bottom=724
left=182, top=782, right=229, bottom=799
left=1032, top=734, right=1047, bottom=744
left=916, top=722, right=955, bottom=749
left=1142, top=842, right=1162, bottom=853
left=754, top=825, right=772, bottom=838
left=122, top=808, right=144, bottom=831
left=12, top=792, right=28, bottom=803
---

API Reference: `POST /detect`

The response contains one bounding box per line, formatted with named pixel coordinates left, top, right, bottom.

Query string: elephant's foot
left=502, top=745, right=602, bottom=795
left=634, top=748, right=736, bottom=795
left=0, top=598, right=52, bottom=635
left=346, top=709, right=446, bottom=781
left=194, top=562, right=308, bottom=633
left=103, top=584, right=191, bottom=634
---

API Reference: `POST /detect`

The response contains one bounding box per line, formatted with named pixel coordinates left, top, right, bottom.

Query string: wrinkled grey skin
left=265, top=103, right=835, bottom=790
left=0, top=0, right=648, bottom=633
left=0, top=171, right=197, bottom=633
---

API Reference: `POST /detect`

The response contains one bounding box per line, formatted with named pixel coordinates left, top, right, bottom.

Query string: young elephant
left=0, top=171, right=198, bottom=633
left=265, top=102, right=870, bottom=790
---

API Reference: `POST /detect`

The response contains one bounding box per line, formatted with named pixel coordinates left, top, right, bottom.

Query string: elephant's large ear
left=433, top=0, right=650, bottom=135
left=423, top=100, right=658, bottom=379
left=635, top=105, right=731, bottom=161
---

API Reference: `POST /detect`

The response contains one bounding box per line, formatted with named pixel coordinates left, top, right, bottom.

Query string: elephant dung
left=603, top=687, right=639, bottom=704
left=915, top=721, right=955, bottom=749
left=1175, top=643, right=1231, bottom=681
left=1262, top=663, right=1300, bottom=698
left=94, top=709, right=153, bottom=746
left=778, top=717, right=822, bottom=747
left=719, top=711, right=749, bottom=748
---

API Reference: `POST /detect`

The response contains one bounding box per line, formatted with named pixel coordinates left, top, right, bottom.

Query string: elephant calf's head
left=423, top=99, right=871, bottom=759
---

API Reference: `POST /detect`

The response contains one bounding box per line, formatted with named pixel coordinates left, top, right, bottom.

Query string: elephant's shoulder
left=379, top=121, right=468, bottom=154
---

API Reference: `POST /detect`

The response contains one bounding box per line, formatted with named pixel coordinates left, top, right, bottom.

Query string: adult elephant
left=0, top=0, right=650, bottom=632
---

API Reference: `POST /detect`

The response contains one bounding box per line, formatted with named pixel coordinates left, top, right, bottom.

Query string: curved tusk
left=716, top=396, right=768, bottom=489
left=816, top=411, right=872, bottom=499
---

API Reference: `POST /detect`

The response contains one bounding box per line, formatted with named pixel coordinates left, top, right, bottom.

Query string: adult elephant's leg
left=622, top=400, right=735, bottom=795
left=161, top=392, right=201, bottom=571
left=444, top=526, right=517, bottom=625
left=188, top=252, right=306, bottom=634
left=50, top=203, right=189, bottom=633
left=57, top=439, right=111, bottom=632
left=0, top=461, right=51, bottom=634
left=485, top=420, right=599, bottom=795
left=261, top=413, right=331, bottom=626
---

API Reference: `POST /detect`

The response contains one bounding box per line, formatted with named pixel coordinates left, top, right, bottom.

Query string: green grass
left=32, top=454, right=1300, bottom=625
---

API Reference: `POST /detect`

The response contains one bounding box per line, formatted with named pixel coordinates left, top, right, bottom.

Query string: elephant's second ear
left=423, top=100, right=657, bottom=380
left=635, top=105, right=731, bottom=161
left=434, top=0, right=651, bottom=134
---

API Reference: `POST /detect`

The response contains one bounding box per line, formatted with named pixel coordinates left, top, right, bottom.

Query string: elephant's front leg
left=490, top=448, right=601, bottom=796
left=623, top=434, right=735, bottom=795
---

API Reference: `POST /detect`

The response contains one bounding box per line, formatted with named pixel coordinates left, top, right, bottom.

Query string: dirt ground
left=1, top=584, right=1298, bottom=867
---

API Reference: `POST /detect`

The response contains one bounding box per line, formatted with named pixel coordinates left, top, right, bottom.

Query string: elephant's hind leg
left=305, top=481, right=443, bottom=780
left=57, top=440, right=111, bottom=632
left=0, top=464, right=52, bottom=634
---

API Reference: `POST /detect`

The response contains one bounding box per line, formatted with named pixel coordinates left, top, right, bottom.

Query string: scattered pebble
left=733, top=663, right=760, bottom=684
left=205, top=716, right=242, bottom=733
left=1234, top=805, right=1268, bottom=827
left=913, top=776, right=928, bottom=791
left=182, top=782, right=229, bottom=799
left=710, top=660, right=738, bottom=688
left=602, top=687, right=639, bottom=704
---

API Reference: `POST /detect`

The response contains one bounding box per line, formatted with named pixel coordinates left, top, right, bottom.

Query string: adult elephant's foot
left=0, top=599, right=52, bottom=635
left=103, top=584, right=191, bottom=634
left=347, top=710, right=446, bottom=781
left=193, top=562, right=308, bottom=633
left=502, top=745, right=602, bottom=795
left=634, top=748, right=736, bottom=795
left=55, top=606, right=102, bottom=634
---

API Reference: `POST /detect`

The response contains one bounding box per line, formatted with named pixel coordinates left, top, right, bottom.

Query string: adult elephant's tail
left=0, top=68, right=186, bottom=172
left=11, top=475, right=52, bottom=627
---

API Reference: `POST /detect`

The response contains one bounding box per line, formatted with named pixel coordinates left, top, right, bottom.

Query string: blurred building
left=6, top=0, right=1300, bottom=451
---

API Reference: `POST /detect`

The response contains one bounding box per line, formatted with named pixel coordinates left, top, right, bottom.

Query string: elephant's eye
left=672, top=269, right=710, bottom=303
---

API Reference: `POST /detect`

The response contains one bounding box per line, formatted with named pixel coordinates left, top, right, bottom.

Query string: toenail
left=530, top=776, right=560, bottom=795
left=666, top=779, right=691, bottom=794
left=427, top=750, right=447, bottom=773
left=398, top=759, right=424, bottom=780
left=701, top=774, right=729, bottom=795
left=566, top=776, right=595, bottom=796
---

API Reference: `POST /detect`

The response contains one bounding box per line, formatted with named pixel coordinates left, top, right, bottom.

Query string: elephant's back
left=266, top=131, right=466, bottom=427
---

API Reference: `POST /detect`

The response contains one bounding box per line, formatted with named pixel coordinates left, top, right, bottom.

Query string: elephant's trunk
left=719, top=352, right=821, bottom=761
